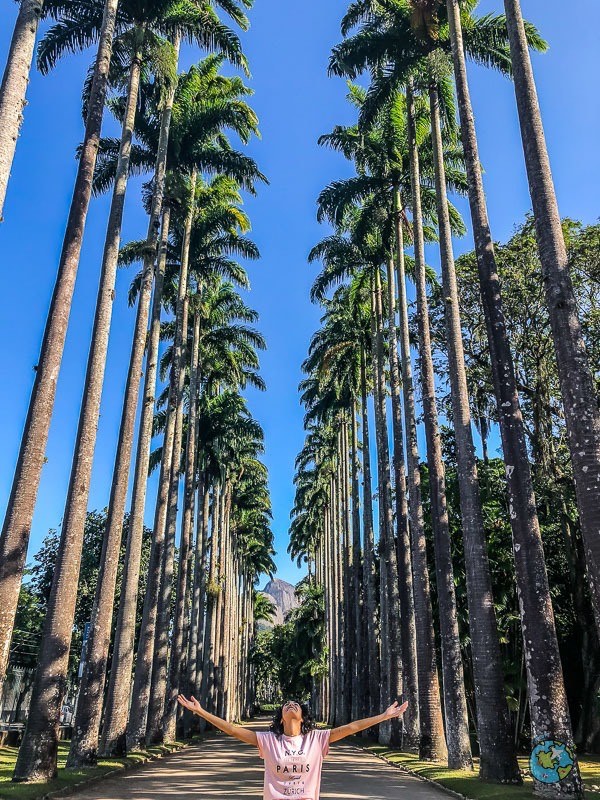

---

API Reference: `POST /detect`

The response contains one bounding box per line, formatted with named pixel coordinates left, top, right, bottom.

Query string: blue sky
left=0, top=1, right=599, bottom=589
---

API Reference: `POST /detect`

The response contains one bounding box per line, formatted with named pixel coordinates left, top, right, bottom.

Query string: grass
left=353, top=740, right=600, bottom=799
left=0, top=741, right=183, bottom=800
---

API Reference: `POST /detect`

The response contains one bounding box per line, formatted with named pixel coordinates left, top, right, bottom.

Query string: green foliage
left=250, top=581, right=326, bottom=702
left=12, top=511, right=152, bottom=687
left=0, top=742, right=183, bottom=799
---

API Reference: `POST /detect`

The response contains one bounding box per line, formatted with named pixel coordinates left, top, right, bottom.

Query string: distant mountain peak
left=258, top=578, right=299, bottom=629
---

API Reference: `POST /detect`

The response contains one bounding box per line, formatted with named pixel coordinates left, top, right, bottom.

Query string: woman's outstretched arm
left=329, top=700, right=409, bottom=743
left=177, top=694, right=258, bottom=746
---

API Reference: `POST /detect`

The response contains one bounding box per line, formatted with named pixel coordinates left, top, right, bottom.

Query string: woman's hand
left=177, top=694, right=203, bottom=716
left=176, top=694, right=258, bottom=747
left=330, top=700, right=410, bottom=743
left=383, top=700, right=409, bottom=719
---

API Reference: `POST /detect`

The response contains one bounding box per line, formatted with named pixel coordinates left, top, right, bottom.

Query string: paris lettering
left=275, top=762, right=311, bottom=774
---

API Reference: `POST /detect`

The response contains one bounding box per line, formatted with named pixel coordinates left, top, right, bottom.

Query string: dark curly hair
left=270, top=700, right=315, bottom=738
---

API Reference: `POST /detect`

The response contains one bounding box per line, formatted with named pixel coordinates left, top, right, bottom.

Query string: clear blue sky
left=0, top=1, right=598, bottom=587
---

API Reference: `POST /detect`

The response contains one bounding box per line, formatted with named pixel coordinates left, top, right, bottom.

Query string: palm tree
left=426, top=61, right=519, bottom=782
left=406, top=81, right=472, bottom=769
left=313, top=110, right=456, bottom=757
left=0, top=0, right=44, bottom=220
left=300, top=282, right=370, bottom=725
left=443, top=4, right=582, bottom=792
left=503, top=0, right=600, bottom=637
left=90, top=60, right=263, bottom=757
left=128, top=176, right=263, bottom=751
left=33, top=52, right=254, bottom=772
left=152, top=209, right=263, bottom=743
left=160, top=301, right=202, bottom=742
left=328, top=1, right=564, bottom=781
left=57, top=3, right=247, bottom=770
left=0, top=0, right=120, bottom=710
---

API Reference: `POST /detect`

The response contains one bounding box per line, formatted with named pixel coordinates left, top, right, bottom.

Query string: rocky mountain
left=257, top=578, right=299, bottom=629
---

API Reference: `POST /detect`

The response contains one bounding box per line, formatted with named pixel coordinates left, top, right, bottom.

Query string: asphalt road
left=69, top=721, right=450, bottom=800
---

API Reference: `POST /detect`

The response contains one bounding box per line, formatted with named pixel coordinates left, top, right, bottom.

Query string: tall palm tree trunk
left=429, top=79, right=519, bottom=783
left=146, top=297, right=189, bottom=742
left=350, top=401, right=363, bottom=721
left=99, top=204, right=172, bottom=757
left=193, top=480, right=211, bottom=692
left=209, top=487, right=226, bottom=716
left=328, top=490, right=339, bottom=725
left=385, top=254, right=420, bottom=749
left=63, top=45, right=144, bottom=769
left=504, top=0, right=600, bottom=636
left=407, top=82, right=472, bottom=771
left=223, top=522, right=235, bottom=719
left=0, top=0, right=119, bottom=706
left=146, top=174, right=195, bottom=744
left=214, top=488, right=228, bottom=718
left=371, top=272, right=403, bottom=746
left=394, top=188, right=447, bottom=763
left=98, top=45, right=180, bottom=753
left=342, top=418, right=353, bottom=722
left=0, top=0, right=44, bottom=220
left=163, top=308, right=201, bottom=740
left=199, top=485, right=220, bottom=728
left=185, top=471, right=209, bottom=736
left=123, top=59, right=182, bottom=752
left=360, top=346, right=380, bottom=719
left=126, top=362, right=176, bottom=751
left=446, top=3, right=582, bottom=794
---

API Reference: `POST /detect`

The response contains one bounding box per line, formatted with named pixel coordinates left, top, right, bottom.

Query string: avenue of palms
left=0, top=0, right=599, bottom=799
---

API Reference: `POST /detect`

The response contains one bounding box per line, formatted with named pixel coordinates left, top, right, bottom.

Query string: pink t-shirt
left=256, top=728, right=331, bottom=800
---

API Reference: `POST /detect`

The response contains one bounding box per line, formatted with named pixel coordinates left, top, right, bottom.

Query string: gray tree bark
left=0, top=0, right=119, bottom=713
left=0, top=0, right=44, bottom=220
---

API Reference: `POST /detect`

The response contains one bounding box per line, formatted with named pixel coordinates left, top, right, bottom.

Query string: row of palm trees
left=0, top=0, right=275, bottom=784
left=290, top=2, right=599, bottom=797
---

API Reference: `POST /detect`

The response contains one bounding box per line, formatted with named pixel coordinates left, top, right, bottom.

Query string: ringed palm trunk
left=185, top=471, right=209, bottom=736
left=163, top=308, right=201, bottom=740
left=204, top=485, right=223, bottom=719
left=146, top=293, right=189, bottom=742
left=194, top=480, right=211, bottom=691
left=504, top=0, right=600, bottom=637
left=0, top=0, right=44, bottom=220
left=99, top=204, right=172, bottom=757
left=337, top=422, right=350, bottom=723
left=360, top=345, right=380, bottom=719
left=429, top=79, right=519, bottom=783
left=64, top=43, right=145, bottom=769
left=407, top=82, right=472, bottom=771
left=126, top=360, right=176, bottom=751
left=393, top=188, right=447, bottom=763
left=146, top=172, right=195, bottom=743
left=446, top=3, right=582, bottom=794
left=385, top=254, right=420, bottom=749
left=199, top=485, right=219, bottom=728
left=0, top=0, right=119, bottom=708
left=329, top=490, right=339, bottom=726
left=104, top=39, right=181, bottom=752
left=342, top=417, right=353, bottom=723
left=371, top=272, right=403, bottom=746
left=350, top=401, right=363, bottom=721
left=329, top=477, right=339, bottom=725
left=214, top=487, right=229, bottom=718
left=335, top=469, right=345, bottom=725
left=99, top=39, right=180, bottom=754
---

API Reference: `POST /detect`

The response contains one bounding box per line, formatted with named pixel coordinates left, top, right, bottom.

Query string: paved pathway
left=70, top=722, right=450, bottom=800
